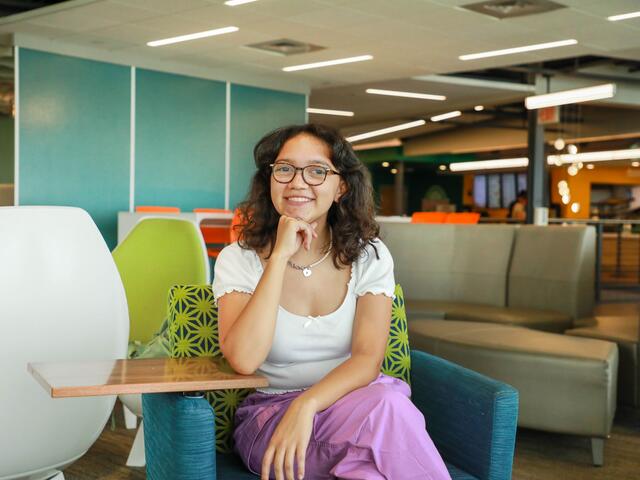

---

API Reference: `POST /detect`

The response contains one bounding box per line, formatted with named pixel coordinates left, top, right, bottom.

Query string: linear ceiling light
left=525, top=83, right=616, bottom=109
left=306, top=108, right=354, bottom=117
left=430, top=110, right=461, bottom=122
left=608, top=11, right=640, bottom=21
left=283, top=55, right=372, bottom=72
left=459, top=39, right=577, bottom=61
left=449, top=158, right=529, bottom=172
left=547, top=148, right=640, bottom=165
left=365, top=88, right=446, bottom=101
left=346, top=120, right=426, bottom=143
left=225, top=0, right=258, bottom=5
left=147, top=26, right=238, bottom=47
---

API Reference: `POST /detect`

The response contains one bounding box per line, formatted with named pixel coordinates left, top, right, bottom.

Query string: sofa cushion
left=406, top=300, right=572, bottom=332
left=508, top=225, right=595, bottom=320
left=381, top=223, right=515, bottom=307
left=407, top=319, right=618, bottom=438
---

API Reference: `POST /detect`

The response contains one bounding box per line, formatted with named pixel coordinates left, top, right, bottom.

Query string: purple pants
left=233, top=373, right=452, bottom=480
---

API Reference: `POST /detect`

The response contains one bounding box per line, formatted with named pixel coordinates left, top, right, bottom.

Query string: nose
left=289, top=168, right=308, bottom=188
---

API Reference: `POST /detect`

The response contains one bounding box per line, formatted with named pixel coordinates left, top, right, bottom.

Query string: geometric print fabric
left=168, top=283, right=411, bottom=453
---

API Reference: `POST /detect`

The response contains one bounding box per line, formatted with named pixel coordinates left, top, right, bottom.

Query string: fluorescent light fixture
left=147, top=26, right=238, bottom=47
left=449, top=157, right=529, bottom=172
left=525, top=83, right=615, bottom=109
left=430, top=110, right=461, bottom=122
left=352, top=138, right=402, bottom=151
left=608, top=11, right=640, bottom=21
left=283, top=55, right=372, bottom=72
left=365, top=88, right=446, bottom=101
left=306, top=108, right=354, bottom=117
left=346, top=120, right=425, bottom=143
left=459, top=39, right=577, bottom=61
left=225, top=0, right=257, bottom=5
left=547, top=148, right=640, bottom=165
left=474, top=105, right=484, bottom=111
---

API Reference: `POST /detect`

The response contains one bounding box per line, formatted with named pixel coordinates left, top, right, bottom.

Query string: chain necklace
left=287, top=229, right=333, bottom=278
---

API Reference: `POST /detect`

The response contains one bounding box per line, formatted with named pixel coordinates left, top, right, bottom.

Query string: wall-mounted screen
left=473, top=175, right=487, bottom=207
left=488, top=174, right=501, bottom=208
left=501, top=173, right=516, bottom=209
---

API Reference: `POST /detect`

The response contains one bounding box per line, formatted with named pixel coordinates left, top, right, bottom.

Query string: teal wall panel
left=229, top=84, right=306, bottom=208
left=19, top=48, right=130, bottom=249
left=0, top=115, right=13, bottom=183
left=135, top=69, right=226, bottom=211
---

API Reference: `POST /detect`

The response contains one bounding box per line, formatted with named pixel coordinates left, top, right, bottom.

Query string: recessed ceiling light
left=459, top=39, right=577, bottom=61
left=547, top=148, right=640, bottom=165
left=449, top=157, right=529, bottom=172
left=390, top=168, right=398, bottom=174
left=632, top=161, right=640, bottom=167
left=525, top=84, right=616, bottom=109
left=586, top=164, right=595, bottom=170
left=283, top=55, right=372, bottom=72
left=438, top=165, right=447, bottom=171
left=365, top=88, right=446, bottom=101
left=306, top=108, right=354, bottom=117
left=225, top=0, right=258, bottom=5
left=346, top=120, right=426, bottom=143
left=608, top=11, right=640, bottom=21
left=474, top=105, right=484, bottom=111
left=430, top=111, right=461, bottom=122
left=382, top=162, right=390, bottom=167
left=147, top=26, right=238, bottom=47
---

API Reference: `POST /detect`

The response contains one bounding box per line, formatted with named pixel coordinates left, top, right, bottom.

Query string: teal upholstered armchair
left=142, top=285, right=519, bottom=480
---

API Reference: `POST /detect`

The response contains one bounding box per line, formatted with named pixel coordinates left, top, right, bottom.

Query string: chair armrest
left=142, top=392, right=217, bottom=480
left=410, top=349, right=518, bottom=480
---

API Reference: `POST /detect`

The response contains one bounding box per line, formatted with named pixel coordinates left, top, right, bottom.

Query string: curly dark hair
left=236, top=123, right=379, bottom=267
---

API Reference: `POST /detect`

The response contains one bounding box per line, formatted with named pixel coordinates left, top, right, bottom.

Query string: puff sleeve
left=353, top=239, right=396, bottom=298
left=212, top=243, right=261, bottom=304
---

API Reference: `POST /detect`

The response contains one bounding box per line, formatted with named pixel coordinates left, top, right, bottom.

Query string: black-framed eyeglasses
left=269, top=162, right=341, bottom=186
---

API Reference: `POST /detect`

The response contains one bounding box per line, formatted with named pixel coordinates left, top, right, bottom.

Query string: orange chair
left=201, top=225, right=231, bottom=259
left=193, top=208, right=231, bottom=213
left=135, top=206, right=180, bottom=213
left=444, top=212, right=481, bottom=224
left=411, top=212, right=448, bottom=224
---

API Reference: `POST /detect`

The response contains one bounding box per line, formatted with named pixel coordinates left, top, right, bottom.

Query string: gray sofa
left=380, top=222, right=619, bottom=465
left=381, top=223, right=596, bottom=332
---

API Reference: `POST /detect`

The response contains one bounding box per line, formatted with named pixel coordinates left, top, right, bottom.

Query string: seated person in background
left=509, top=190, right=528, bottom=220
left=213, top=123, right=451, bottom=480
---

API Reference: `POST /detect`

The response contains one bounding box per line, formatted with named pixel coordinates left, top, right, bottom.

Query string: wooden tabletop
left=28, top=356, right=269, bottom=398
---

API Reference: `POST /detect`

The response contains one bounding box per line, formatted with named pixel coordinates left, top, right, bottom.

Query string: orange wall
left=550, top=165, right=640, bottom=218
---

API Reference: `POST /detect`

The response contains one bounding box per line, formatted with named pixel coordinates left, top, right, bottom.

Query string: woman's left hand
left=261, top=397, right=317, bottom=480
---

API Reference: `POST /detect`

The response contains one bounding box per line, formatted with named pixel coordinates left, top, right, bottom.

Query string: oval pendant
left=302, top=268, right=312, bottom=277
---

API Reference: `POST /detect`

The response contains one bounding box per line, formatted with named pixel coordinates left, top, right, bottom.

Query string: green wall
left=0, top=115, right=13, bottom=183
left=19, top=49, right=130, bottom=248
left=17, top=48, right=306, bottom=248
left=229, top=84, right=306, bottom=208
left=135, top=69, right=226, bottom=210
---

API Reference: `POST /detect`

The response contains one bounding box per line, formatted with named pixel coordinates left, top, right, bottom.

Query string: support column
left=394, top=161, right=405, bottom=215
left=526, top=108, right=548, bottom=223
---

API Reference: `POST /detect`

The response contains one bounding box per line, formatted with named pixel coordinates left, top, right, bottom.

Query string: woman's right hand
left=272, top=215, right=317, bottom=260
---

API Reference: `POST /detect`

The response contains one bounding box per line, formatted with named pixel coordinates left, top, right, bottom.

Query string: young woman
left=213, top=124, right=451, bottom=480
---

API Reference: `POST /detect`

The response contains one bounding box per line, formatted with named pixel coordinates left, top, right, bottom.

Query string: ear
left=334, top=179, right=347, bottom=203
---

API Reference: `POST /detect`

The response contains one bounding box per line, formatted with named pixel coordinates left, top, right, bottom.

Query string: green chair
left=112, top=217, right=210, bottom=466
left=141, top=283, right=518, bottom=480
left=165, top=284, right=411, bottom=453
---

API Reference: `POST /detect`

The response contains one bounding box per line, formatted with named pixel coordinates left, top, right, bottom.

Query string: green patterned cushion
left=381, top=284, right=411, bottom=385
left=167, top=283, right=411, bottom=453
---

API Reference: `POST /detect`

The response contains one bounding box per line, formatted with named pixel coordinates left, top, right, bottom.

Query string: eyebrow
left=275, top=158, right=332, bottom=167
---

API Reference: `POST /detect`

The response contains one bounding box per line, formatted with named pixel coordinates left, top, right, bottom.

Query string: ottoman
left=566, top=316, right=639, bottom=408
left=408, top=319, right=619, bottom=465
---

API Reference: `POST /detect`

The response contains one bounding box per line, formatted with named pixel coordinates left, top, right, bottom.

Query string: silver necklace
left=287, top=230, right=332, bottom=278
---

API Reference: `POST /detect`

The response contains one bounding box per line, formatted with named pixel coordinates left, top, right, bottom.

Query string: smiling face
left=270, top=133, right=345, bottom=225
